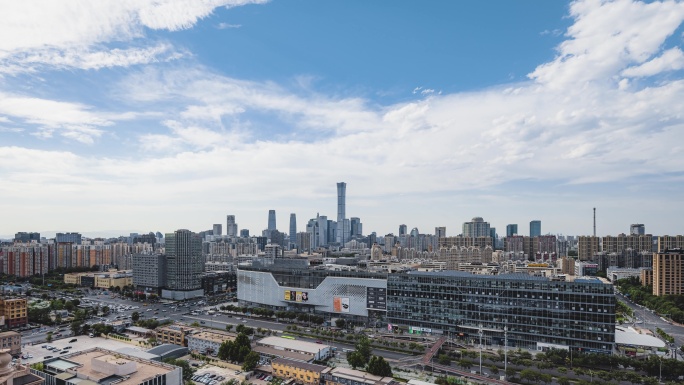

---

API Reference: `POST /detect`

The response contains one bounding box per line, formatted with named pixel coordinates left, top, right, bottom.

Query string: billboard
left=333, top=297, right=350, bottom=313
left=366, top=287, right=387, bottom=310
left=284, top=290, right=308, bottom=302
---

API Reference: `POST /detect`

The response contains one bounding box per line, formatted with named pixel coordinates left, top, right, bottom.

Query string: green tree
left=335, top=319, right=346, bottom=329
left=226, top=325, right=233, bottom=332
left=131, top=312, right=140, bottom=322
left=346, top=351, right=366, bottom=369
left=458, top=359, right=472, bottom=370
left=46, top=332, right=53, bottom=342
left=163, top=358, right=195, bottom=383
left=366, top=355, right=392, bottom=377
left=242, top=351, right=260, bottom=371
left=70, top=321, right=83, bottom=336
left=438, top=354, right=451, bottom=365
left=102, top=306, right=110, bottom=315
left=520, top=369, right=539, bottom=384
left=558, top=377, right=570, bottom=385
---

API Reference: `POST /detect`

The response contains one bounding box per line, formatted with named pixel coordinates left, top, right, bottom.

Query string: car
left=44, top=355, right=53, bottom=359
left=200, top=321, right=205, bottom=324
left=241, top=320, right=247, bottom=323
left=41, top=345, right=47, bottom=348
left=89, top=333, right=95, bottom=338
left=64, top=346, right=72, bottom=350
left=315, top=340, right=322, bottom=344
left=266, top=376, right=272, bottom=381
left=69, top=338, right=77, bottom=343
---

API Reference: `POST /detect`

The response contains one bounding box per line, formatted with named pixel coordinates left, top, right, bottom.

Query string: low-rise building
left=271, top=358, right=327, bottom=385
left=187, top=330, right=235, bottom=355
left=63, top=270, right=133, bottom=289
left=0, top=331, right=21, bottom=355
left=155, top=325, right=192, bottom=346
left=31, top=347, right=182, bottom=385
left=0, top=350, right=43, bottom=385
left=322, top=367, right=398, bottom=385
left=255, top=337, right=332, bottom=361
left=0, top=298, right=28, bottom=329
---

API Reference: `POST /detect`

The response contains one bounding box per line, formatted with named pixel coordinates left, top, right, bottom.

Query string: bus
left=281, top=335, right=296, bottom=340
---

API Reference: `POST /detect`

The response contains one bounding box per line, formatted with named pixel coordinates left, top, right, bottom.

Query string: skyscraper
left=268, top=210, right=277, bottom=232
left=435, top=227, right=446, bottom=238
left=530, top=220, right=542, bottom=237
left=289, top=213, right=297, bottom=248
left=350, top=217, right=362, bottom=237
left=336, top=182, right=347, bottom=243
left=212, top=224, right=222, bottom=236
left=226, top=215, right=238, bottom=237
left=399, top=224, right=407, bottom=236
left=462, top=217, right=490, bottom=238
left=165, top=229, right=203, bottom=294
left=630, top=224, right=645, bottom=235
left=506, top=224, right=518, bottom=237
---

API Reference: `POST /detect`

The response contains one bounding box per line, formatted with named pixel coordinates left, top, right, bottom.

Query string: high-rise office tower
left=630, top=224, right=645, bottom=235
left=268, top=210, right=277, bottom=232
left=435, top=227, right=446, bottom=238
left=317, top=215, right=328, bottom=247
left=530, top=220, right=542, bottom=237
left=462, top=217, right=490, bottom=238
left=289, top=213, right=297, bottom=247
left=239, top=229, right=250, bottom=238
left=506, top=224, right=518, bottom=237
left=226, top=215, right=238, bottom=237
left=336, top=182, right=347, bottom=243
left=212, top=224, right=222, bottom=236
left=350, top=217, right=361, bottom=238
left=399, top=224, right=407, bottom=236
left=165, top=229, right=203, bottom=291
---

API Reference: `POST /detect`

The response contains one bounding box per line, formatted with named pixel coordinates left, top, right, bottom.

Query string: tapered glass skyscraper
left=336, top=182, right=347, bottom=244
left=530, top=220, right=541, bottom=237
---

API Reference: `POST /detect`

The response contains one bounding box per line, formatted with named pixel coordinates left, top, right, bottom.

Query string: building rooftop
left=325, top=367, right=395, bottom=385
left=42, top=348, right=177, bottom=385
left=252, top=346, right=314, bottom=362
left=188, top=330, right=236, bottom=344
left=615, top=327, right=667, bottom=348
left=256, top=337, right=329, bottom=355
left=271, top=358, right=327, bottom=373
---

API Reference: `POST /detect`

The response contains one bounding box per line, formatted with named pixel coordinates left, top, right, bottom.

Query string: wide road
left=616, top=290, right=684, bottom=349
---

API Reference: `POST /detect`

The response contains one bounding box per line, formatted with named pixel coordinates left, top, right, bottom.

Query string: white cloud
left=1, top=0, right=684, bottom=236
left=530, top=0, right=684, bottom=87
left=217, top=22, right=242, bottom=29
left=0, top=0, right=267, bottom=72
left=0, top=92, right=112, bottom=143
left=622, top=47, right=684, bottom=77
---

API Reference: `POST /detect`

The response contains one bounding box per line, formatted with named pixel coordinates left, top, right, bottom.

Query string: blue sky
left=1, top=0, right=683, bottom=239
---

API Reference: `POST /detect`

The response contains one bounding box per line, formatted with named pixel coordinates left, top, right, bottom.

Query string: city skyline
left=1, top=1, right=684, bottom=238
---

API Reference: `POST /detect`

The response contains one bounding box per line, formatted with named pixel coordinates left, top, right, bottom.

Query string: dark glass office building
left=387, top=271, right=615, bottom=354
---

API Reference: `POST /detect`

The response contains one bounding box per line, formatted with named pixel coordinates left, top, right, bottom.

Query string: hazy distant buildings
left=212, top=224, right=222, bottom=236
left=462, top=217, right=490, bottom=238
left=530, top=220, right=541, bottom=237
left=268, top=210, right=277, bottom=232
left=578, top=236, right=600, bottom=260
left=435, top=227, right=446, bottom=238
left=56, top=232, right=82, bottom=244
left=163, top=229, right=203, bottom=299
left=399, top=224, right=407, bottom=236
left=289, top=213, right=297, bottom=248
left=350, top=217, right=362, bottom=238
left=630, top=224, right=645, bottom=235
left=506, top=224, right=518, bottom=237
left=226, top=215, right=238, bottom=237
left=240, top=229, right=250, bottom=238
left=14, top=232, right=40, bottom=243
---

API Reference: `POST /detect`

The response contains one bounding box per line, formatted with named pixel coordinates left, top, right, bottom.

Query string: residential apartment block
left=653, top=249, right=684, bottom=296
left=0, top=331, right=21, bottom=355
left=271, top=358, right=328, bottom=385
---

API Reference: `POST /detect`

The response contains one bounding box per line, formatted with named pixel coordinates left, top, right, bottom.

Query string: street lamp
left=478, top=324, right=483, bottom=375
left=659, top=356, right=662, bottom=383
left=504, top=326, right=508, bottom=378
